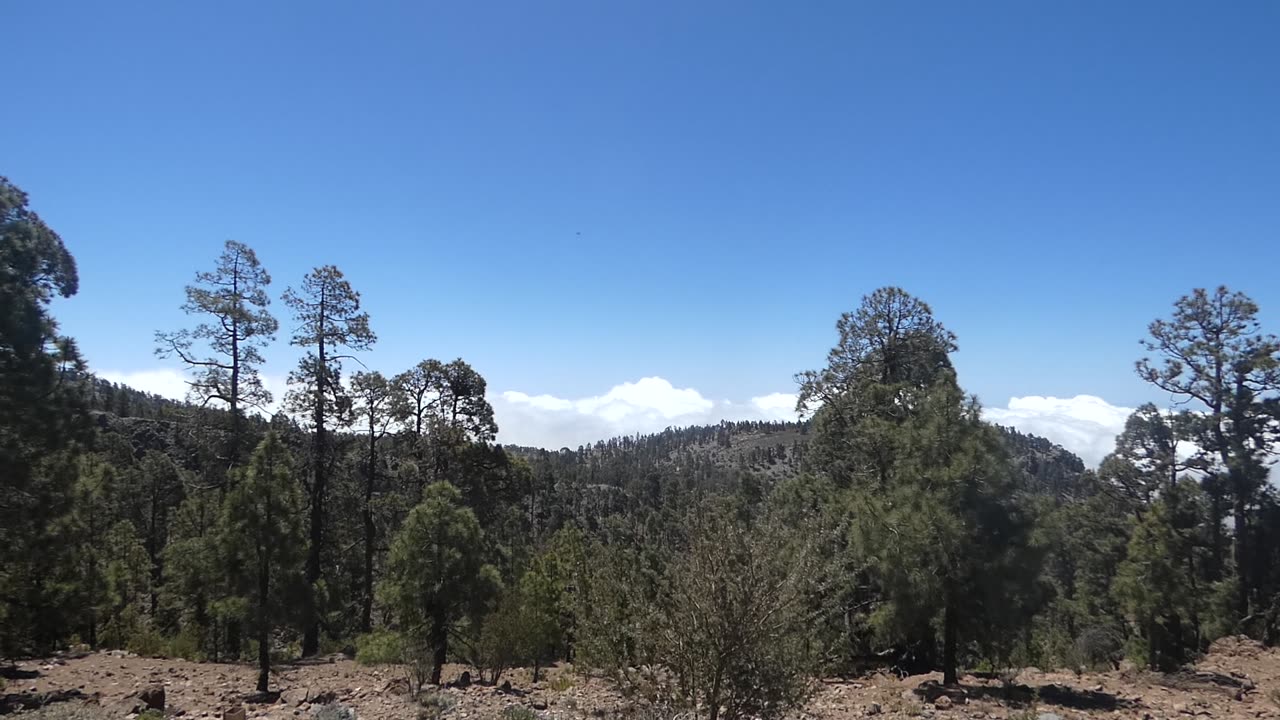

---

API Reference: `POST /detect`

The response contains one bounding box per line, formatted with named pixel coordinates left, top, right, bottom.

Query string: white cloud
left=96, top=367, right=288, bottom=413
left=491, top=382, right=1144, bottom=464
left=98, top=368, right=191, bottom=402
left=494, top=377, right=798, bottom=449
left=750, top=392, right=802, bottom=420
left=983, top=395, right=1134, bottom=468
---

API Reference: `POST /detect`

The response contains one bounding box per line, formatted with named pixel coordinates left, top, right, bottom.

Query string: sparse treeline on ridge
left=3, top=175, right=1280, bottom=719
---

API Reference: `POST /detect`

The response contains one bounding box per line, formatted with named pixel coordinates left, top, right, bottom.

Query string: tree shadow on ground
left=0, top=689, right=87, bottom=715
left=910, top=680, right=1135, bottom=711
left=0, top=667, right=38, bottom=681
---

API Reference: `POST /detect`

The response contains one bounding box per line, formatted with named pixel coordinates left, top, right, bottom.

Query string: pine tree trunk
left=1233, top=492, right=1249, bottom=618
left=943, top=591, right=958, bottom=685
left=361, top=427, right=376, bottom=633
left=303, top=333, right=327, bottom=657
left=257, top=557, right=271, bottom=692
left=1207, top=478, right=1225, bottom=581
left=227, top=319, right=244, bottom=661
left=430, top=615, right=448, bottom=686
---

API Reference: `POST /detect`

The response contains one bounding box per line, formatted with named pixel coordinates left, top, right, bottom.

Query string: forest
left=4, top=173, right=1280, bottom=720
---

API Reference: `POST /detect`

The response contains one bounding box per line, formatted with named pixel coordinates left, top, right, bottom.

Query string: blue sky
left=5, top=2, right=1279, bottom=459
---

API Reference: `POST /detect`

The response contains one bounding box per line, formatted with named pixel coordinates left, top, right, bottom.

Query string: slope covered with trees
left=4, top=175, right=1280, bottom=720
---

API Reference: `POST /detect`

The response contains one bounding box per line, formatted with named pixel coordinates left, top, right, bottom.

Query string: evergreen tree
left=133, top=452, right=186, bottom=617
left=283, top=264, right=375, bottom=655
left=391, top=358, right=498, bottom=488
left=1034, top=480, right=1130, bottom=669
left=94, top=521, right=153, bottom=650
left=847, top=380, right=1040, bottom=683
left=1113, top=481, right=1212, bottom=670
left=379, top=481, right=499, bottom=686
left=349, top=370, right=393, bottom=632
left=798, top=287, right=1040, bottom=682
left=1138, top=286, right=1280, bottom=619
left=162, top=487, right=225, bottom=658
left=1098, top=404, right=1186, bottom=513
left=221, top=433, right=307, bottom=691
left=156, top=239, right=277, bottom=465
left=796, top=286, right=957, bottom=489
left=0, top=176, right=87, bottom=656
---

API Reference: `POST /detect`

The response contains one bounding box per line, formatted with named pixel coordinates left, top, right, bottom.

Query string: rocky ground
left=3, top=637, right=1278, bottom=720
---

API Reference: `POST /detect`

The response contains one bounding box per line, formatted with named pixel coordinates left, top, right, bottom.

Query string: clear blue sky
left=5, top=1, right=1279, bottom=434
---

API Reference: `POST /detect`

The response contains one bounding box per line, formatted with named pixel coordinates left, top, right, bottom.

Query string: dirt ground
left=4, top=636, right=1279, bottom=719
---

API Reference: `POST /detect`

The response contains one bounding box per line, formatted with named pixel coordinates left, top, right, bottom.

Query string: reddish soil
left=4, top=636, right=1278, bottom=719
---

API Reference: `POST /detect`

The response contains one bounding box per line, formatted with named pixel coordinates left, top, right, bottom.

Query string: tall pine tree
left=283, top=265, right=375, bottom=655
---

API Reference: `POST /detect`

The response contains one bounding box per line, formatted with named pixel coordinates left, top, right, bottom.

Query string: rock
left=934, top=695, right=953, bottom=710
left=533, top=700, right=548, bottom=710
left=223, top=707, right=246, bottom=720
left=1173, top=703, right=1191, bottom=715
left=1036, top=714, right=1062, bottom=720
left=866, top=702, right=882, bottom=716
left=139, top=684, right=166, bottom=710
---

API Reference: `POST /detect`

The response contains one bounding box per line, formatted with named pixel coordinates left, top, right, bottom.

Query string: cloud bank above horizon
left=97, top=368, right=1132, bottom=467
left=495, top=380, right=1132, bottom=465
left=495, top=377, right=800, bottom=450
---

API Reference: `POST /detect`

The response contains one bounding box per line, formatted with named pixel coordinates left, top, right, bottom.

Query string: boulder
left=139, top=684, right=166, bottom=711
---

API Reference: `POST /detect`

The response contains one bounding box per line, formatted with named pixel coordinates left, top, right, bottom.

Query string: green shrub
left=548, top=672, right=574, bottom=692
left=165, top=629, right=203, bottom=660
left=416, top=690, right=456, bottom=720
left=1072, top=625, right=1124, bottom=672
left=18, top=703, right=112, bottom=720
left=356, top=629, right=404, bottom=666
left=501, top=707, right=536, bottom=720
left=126, top=626, right=166, bottom=657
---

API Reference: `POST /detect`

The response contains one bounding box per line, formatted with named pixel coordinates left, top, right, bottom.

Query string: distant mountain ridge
left=96, top=374, right=1089, bottom=498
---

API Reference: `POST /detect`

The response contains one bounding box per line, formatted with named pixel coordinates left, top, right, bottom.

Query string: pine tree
left=379, top=481, right=499, bottom=686
left=162, top=487, right=224, bottom=658
left=156, top=239, right=277, bottom=465
left=349, top=370, right=393, bottom=633
left=283, top=265, right=375, bottom=655
left=1113, top=482, right=1212, bottom=670
left=391, top=358, right=498, bottom=488
left=798, top=287, right=1041, bottom=682
left=221, top=433, right=307, bottom=691
left=1137, top=286, right=1280, bottom=618
left=0, top=176, right=87, bottom=656
left=133, top=452, right=186, bottom=617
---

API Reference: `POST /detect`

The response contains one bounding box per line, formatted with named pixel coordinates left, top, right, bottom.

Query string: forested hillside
left=5, top=175, right=1280, bottom=720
